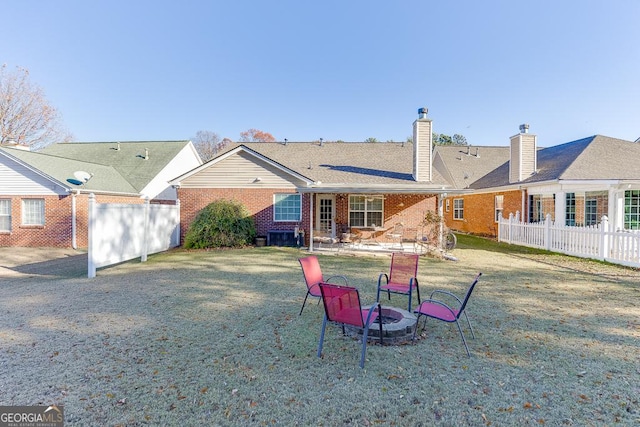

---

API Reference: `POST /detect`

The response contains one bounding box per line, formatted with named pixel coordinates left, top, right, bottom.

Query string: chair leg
left=360, top=326, right=370, bottom=368
left=299, top=291, right=310, bottom=315
left=462, top=311, right=475, bottom=339
left=455, top=319, right=471, bottom=357
left=377, top=304, right=383, bottom=345
left=317, top=315, right=328, bottom=359
left=412, top=314, right=426, bottom=342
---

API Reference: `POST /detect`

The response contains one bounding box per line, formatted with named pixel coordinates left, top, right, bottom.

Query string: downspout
left=71, top=190, right=78, bottom=249
left=438, top=193, right=445, bottom=249
left=309, top=193, right=314, bottom=252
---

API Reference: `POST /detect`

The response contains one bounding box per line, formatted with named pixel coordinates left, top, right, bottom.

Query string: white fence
left=88, top=194, right=180, bottom=277
left=498, top=213, right=640, bottom=268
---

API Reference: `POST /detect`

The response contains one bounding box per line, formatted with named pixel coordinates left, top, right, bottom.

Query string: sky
left=4, top=1, right=640, bottom=147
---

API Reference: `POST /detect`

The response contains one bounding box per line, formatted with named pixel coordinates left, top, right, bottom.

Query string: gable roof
left=468, top=135, right=640, bottom=190
left=202, top=142, right=453, bottom=193
left=433, top=145, right=511, bottom=189
left=1, top=146, right=141, bottom=194
left=39, top=141, right=195, bottom=191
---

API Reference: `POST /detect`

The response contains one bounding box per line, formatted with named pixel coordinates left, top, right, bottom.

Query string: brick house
left=172, top=111, right=640, bottom=246
left=171, top=109, right=465, bottom=248
left=0, top=141, right=201, bottom=248
left=438, top=126, right=640, bottom=236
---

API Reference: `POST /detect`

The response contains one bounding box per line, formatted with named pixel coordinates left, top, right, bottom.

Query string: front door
left=316, top=195, right=335, bottom=236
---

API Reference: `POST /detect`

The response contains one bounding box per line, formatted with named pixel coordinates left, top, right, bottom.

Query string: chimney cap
left=519, top=124, right=530, bottom=133
left=418, top=107, right=428, bottom=118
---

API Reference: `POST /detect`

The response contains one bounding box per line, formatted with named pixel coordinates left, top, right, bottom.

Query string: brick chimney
left=509, top=124, right=537, bottom=183
left=412, top=107, right=433, bottom=182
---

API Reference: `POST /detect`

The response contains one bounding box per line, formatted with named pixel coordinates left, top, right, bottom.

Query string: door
left=316, top=195, right=335, bottom=236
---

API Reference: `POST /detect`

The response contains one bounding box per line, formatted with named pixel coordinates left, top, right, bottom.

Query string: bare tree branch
left=0, top=65, right=72, bottom=150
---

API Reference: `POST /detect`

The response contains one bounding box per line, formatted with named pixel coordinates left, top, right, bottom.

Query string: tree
left=192, top=130, right=227, bottom=161
left=365, top=137, right=378, bottom=143
left=239, top=128, right=276, bottom=142
left=432, top=132, right=468, bottom=146
left=0, top=65, right=72, bottom=149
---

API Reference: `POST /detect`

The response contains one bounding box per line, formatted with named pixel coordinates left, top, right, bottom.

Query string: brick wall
left=0, top=193, right=145, bottom=248
left=443, top=190, right=524, bottom=237
left=178, top=188, right=308, bottom=245
left=177, top=189, right=438, bottom=246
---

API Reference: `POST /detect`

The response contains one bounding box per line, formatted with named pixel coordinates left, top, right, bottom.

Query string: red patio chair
left=412, top=273, right=482, bottom=357
left=298, top=256, right=348, bottom=315
left=376, top=252, right=420, bottom=311
left=317, top=282, right=383, bottom=368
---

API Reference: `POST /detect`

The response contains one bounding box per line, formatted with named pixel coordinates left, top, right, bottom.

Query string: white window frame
left=0, top=199, right=11, bottom=232
left=349, top=195, right=384, bottom=228
left=273, top=193, right=301, bottom=222
left=453, top=198, right=464, bottom=220
left=21, top=198, right=45, bottom=226
left=495, top=195, right=504, bottom=222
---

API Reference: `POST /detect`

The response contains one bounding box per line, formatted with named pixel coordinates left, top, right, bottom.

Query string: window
left=22, top=199, right=45, bottom=226
left=274, top=194, right=301, bottom=222
left=495, top=195, right=504, bottom=222
left=585, top=199, right=597, bottom=226
left=624, top=190, right=640, bottom=230
left=0, top=199, right=10, bottom=232
left=565, top=193, right=576, bottom=226
left=453, top=198, right=464, bottom=220
left=349, top=195, right=383, bottom=227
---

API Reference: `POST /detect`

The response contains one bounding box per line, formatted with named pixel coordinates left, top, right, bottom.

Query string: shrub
left=184, top=200, right=257, bottom=249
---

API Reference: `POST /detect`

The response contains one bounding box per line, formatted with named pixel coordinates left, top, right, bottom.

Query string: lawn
left=0, top=238, right=638, bottom=426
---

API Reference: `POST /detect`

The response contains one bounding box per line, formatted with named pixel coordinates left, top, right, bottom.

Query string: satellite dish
left=74, top=170, right=92, bottom=183
left=67, top=178, right=83, bottom=186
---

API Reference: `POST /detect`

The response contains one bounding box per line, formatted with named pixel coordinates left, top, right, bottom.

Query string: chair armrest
left=428, top=289, right=463, bottom=307
left=377, top=273, right=389, bottom=286
left=325, top=275, right=348, bottom=286
left=364, top=302, right=382, bottom=325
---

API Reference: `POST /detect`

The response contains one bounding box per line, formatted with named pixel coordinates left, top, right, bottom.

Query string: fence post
left=545, top=213, right=552, bottom=251
left=88, top=193, right=96, bottom=278
left=507, top=212, right=514, bottom=244
left=600, top=215, right=609, bottom=261
left=173, top=199, right=181, bottom=247
left=142, top=196, right=150, bottom=262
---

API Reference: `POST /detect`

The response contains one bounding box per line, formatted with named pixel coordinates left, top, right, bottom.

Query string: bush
left=184, top=200, right=257, bottom=249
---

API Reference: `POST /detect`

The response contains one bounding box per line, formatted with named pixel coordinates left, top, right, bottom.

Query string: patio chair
left=317, top=282, right=383, bottom=368
left=376, top=252, right=420, bottom=311
left=412, top=272, right=482, bottom=357
left=298, top=256, right=348, bottom=315
left=385, top=223, right=404, bottom=250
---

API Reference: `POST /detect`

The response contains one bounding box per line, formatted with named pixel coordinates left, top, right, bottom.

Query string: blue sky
left=4, top=1, right=639, bottom=146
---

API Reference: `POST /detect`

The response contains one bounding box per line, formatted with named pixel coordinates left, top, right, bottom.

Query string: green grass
left=1, top=246, right=638, bottom=425
left=455, top=233, right=557, bottom=255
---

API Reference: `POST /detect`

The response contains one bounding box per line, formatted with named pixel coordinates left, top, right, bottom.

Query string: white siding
left=180, top=151, right=306, bottom=189
left=141, top=144, right=202, bottom=200
left=412, top=118, right=432, bottom=182
left=0, top=156, right=66, bottom=196
left=509, top=133, right=537, bottom=183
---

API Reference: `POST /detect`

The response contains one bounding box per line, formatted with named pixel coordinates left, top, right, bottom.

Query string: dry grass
left=0, top=242, right=639, bottom=426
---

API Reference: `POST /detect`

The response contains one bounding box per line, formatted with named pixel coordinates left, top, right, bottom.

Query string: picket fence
left=498, top=213, right=640, bottom=268
left=88, top=194, right=180, bottom=277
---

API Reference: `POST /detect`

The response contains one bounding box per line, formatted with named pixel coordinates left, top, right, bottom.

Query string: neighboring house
left=0, top=141, right=201, bottom=248
left=438, top=126, right=640, bottom=236
left=171, top=110, right=640, bottom=247
left=171, top=109, right=463, bottom=247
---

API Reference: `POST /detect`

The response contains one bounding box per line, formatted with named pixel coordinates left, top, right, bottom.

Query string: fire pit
left=345, top=305, right=417, bottom=345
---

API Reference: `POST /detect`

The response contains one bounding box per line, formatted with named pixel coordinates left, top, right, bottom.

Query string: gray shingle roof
left=469, top=135, right=640, bottom=189
left=220, top=141, right=452, bottom=191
